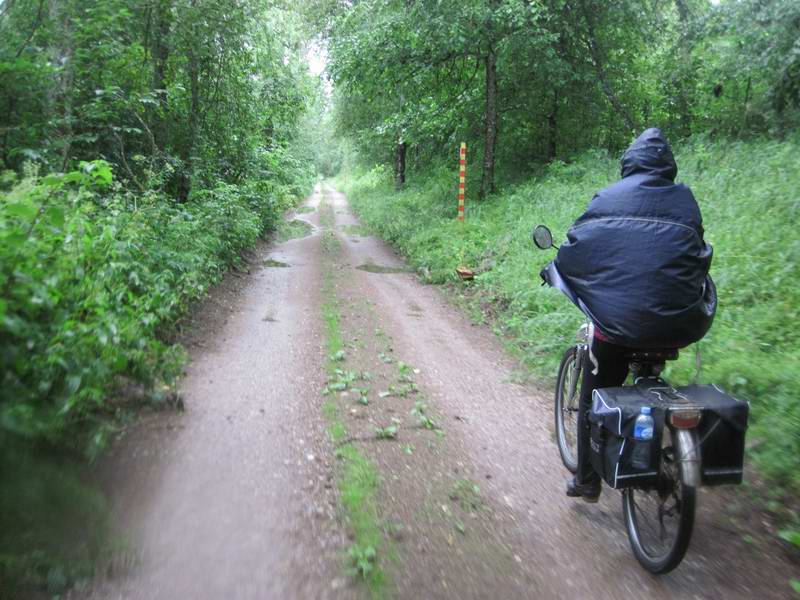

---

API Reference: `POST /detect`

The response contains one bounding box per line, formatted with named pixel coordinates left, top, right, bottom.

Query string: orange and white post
left=458, top=142, right=466, bottom=221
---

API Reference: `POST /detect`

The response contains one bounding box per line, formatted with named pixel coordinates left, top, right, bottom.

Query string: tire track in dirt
left=323, top=184, right=796, bottom=599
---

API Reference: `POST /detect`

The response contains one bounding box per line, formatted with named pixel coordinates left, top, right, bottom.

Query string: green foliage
left=347, top=543, right=377, bottom=579
left=411, top=402, right=437, bottom=430
left=779, top=529, right=800, bottom=548
left=320, top=0, right=800, bottom=186
left=374, top=425, right=398, bottom=440
left=0, top=162, right=299, bottom=457
left=343, top=134, right=800, bottom=494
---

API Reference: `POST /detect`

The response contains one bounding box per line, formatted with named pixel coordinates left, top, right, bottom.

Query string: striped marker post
left=458, top=142, right=466, bottom=221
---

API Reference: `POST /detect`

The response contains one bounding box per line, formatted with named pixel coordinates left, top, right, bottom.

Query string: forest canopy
left=316, top=0, right=800, bottom=192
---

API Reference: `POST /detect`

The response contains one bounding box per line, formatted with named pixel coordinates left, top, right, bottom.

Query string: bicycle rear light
left=669, top=409, right=702, bottom=429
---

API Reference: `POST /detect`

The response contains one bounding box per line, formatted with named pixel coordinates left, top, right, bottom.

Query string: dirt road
left=78, top=185, right=797, bottom=599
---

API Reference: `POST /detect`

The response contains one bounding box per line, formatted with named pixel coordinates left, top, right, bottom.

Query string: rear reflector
left=670, top=409, right=702, bottom=429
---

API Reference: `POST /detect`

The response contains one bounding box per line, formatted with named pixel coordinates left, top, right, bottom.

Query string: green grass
left=338, top=134, right=800, bottom=498
left=319, top=197, right=387, bottom=597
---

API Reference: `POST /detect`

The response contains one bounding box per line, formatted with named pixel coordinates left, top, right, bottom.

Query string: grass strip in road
left=319, top=197, right=387, bottom=597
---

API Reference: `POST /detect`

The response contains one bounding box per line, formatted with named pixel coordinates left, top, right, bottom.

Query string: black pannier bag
left=588, top=386, right=665, bottom=489
left=677, top=384, right=749, bottom=485
left=588, top=381, right=749, bottom=489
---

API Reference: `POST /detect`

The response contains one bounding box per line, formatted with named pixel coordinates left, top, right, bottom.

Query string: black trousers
left=576, top=337, right=631, bottom=485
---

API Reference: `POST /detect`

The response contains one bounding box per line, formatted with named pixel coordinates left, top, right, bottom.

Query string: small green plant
left=323, top=369, right=358, bottom=394
left=329, top=350, right=347, bottom=362
left=351, top=387, right=370, bottom=405
left=449, top=479, right=483, bottom=512
left=347, top=544, right=377, bottom=579
left=397, top=361, right=414, bottom=382
left=377, top=383, right=417, bottom=398
left=378, top=351, right=393, bottom=364
left=374, top=425, right=398, bottom=439
left=395, top=383, right=418, bottom=397
left=779, top=528, right=800, bottom=548
left=411, top=401, right=437, bottom=430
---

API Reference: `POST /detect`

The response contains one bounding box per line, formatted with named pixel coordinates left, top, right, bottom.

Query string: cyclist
left=553, top=128, right=716, bottom=502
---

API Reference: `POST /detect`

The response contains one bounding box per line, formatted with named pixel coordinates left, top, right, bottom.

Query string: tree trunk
left=49, top=0, right=73, bottom=171
left=180, top=0, right=199, bottom=201
left=480, top=45, right=498, bottom=200
left=150, top=0, right=172, bottom=150
left=674, top=0, right=693, bottom=137
left=394, top=140, right=406, bottom=190
left=547, top=88, right=558, bottom=162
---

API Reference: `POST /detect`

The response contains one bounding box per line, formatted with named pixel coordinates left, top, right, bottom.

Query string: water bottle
left=632, top=406, right=654, bottom=470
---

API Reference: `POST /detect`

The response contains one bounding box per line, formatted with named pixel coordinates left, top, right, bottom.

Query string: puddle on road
left=356, top=263, right=411, bottom=274
left=275, top=219, right=313, bottom=242
left=264, top=259, right=290, bottom=268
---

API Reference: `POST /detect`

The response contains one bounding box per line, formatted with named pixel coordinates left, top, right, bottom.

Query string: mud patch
left=356, top=263, right=411, bottom=274
left=275, top=219, right=313, bottom=242
left=263, top=259, right=290, bottom=268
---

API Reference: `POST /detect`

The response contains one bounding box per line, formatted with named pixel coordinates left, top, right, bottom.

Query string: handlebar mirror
left=532, top=225, right=554, bottom=250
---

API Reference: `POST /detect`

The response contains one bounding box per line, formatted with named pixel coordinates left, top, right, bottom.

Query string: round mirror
left=532, top=225, right=553, bottom=250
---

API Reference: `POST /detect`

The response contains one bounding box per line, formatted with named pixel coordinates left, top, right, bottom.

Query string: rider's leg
left=575, top=336, right=630, bottom=488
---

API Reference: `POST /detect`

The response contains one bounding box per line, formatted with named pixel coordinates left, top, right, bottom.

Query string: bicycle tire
left=554, top=346, right=581, bottom=474
left=622, top=428, right=696, bottom=574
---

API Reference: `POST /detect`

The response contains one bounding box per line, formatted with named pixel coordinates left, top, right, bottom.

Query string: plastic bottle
left=631, top=406, right=654, bottom=470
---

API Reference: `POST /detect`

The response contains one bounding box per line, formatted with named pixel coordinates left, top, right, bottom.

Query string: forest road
left=76, top=184, right=796, bottom=599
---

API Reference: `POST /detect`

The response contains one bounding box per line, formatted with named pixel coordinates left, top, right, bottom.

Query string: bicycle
left=535, top=224, right=748, bottom=574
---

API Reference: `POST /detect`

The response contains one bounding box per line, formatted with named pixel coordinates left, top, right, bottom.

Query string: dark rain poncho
left=552, top=128, right=717, bottom=348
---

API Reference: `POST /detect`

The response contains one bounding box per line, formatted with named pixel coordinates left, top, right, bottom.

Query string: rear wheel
left=622, top=427, right=696, bottom=574
left=554, top=346, right=582, bottom=473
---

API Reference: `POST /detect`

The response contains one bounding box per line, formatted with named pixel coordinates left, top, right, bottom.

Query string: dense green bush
left=341, top=135, right=800, bottom=495
left=0, top=161, right=305, bottom=458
